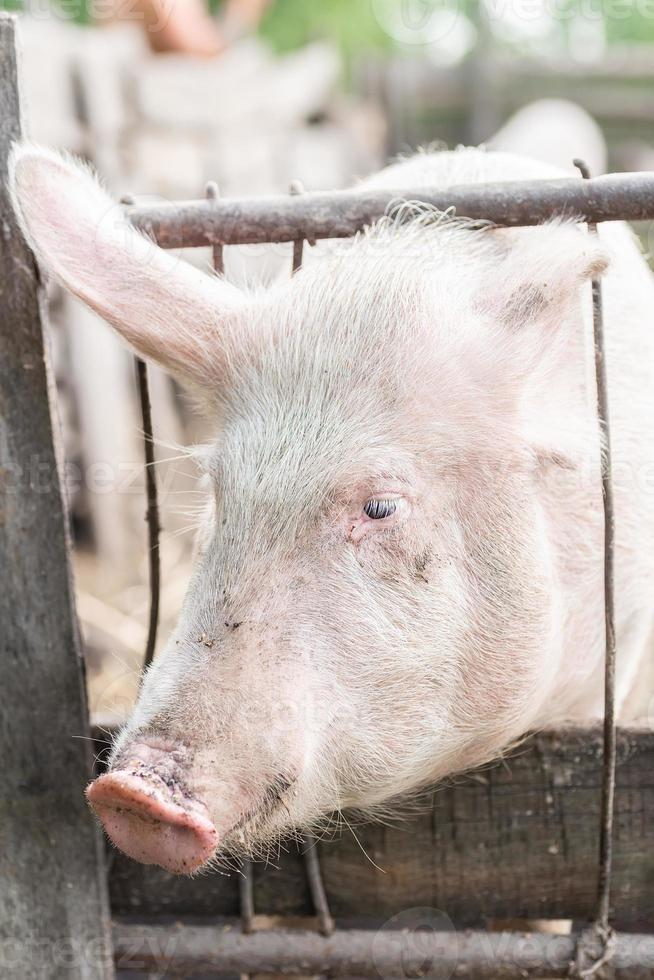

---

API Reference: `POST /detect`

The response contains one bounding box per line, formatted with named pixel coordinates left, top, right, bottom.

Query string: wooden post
left=0, top=15, right=114, bottom=980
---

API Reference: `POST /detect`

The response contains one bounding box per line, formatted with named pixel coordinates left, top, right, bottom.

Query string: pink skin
left=86, top=744, right=218, bottom=874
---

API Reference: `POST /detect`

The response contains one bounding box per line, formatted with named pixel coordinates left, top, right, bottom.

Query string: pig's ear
left=483, top=223, right=609, bottom=331
left=9, top=143, right=246, bottom=386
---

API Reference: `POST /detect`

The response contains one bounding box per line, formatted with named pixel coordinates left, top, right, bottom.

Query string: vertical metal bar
left=574, top=159, right=618, bottom=956
left=239, top=860, right=255, bottom=934
left=289, top=180, right=305, bottom=273
left=590, top=268, right=618, bottom=933
left=135, top=357, right=161, bottom=673
left=302, top=838, right=335, bottom=937
left=292, top=238, right=304, bottom=272
left=121, top=193, right=162, bottom=674
left=206, top=180, right=225, bottom=275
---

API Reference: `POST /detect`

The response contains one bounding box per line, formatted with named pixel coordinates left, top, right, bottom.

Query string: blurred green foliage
left=259, top=0, right=394, bottom=56
left=552, top=0, right=654, bottom=45
left=590, top=3, right=654, bottom=44
left=59, top=0, right=92, bottom=22
left=3, top=0, right=654, bottom=50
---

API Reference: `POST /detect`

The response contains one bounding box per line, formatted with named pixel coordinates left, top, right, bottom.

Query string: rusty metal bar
left=134, top=358, right=161, bottom=673
left=113, top=923, right=654, bottom=979
left=126, top=172, right=654, bottom=248
left=589, top=215, right=618, bottom=940
left=205, top=180, right=224, bottom=275
left=571, top=162, right=619, bottom=976
left=302, top=839, right=334, bottom=937
left=289, top=179, right=305, bottom=273
left=239, top=860, right=255, bottom=934
left=292, top=238, right=304, bottom=272
left=122, top=192, right=162, bottom=674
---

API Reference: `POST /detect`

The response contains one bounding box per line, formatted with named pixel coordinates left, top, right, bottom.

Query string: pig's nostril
left=86, top=771, right=218, bottom=875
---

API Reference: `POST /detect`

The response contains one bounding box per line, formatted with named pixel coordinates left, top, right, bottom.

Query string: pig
left=488, top=98, right=608, bottom=177
left=9, top=141, right=654, bottom=875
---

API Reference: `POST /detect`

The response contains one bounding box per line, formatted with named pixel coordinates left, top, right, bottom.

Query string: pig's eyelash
left=349, top=495, right=409, bottom=540
left=363, top=497, right=399, bottom=520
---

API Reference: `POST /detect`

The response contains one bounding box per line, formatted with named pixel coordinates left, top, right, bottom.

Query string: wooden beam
left=106, top=725, right=654, bottom=927
left=0, top=14, right=114, bottom=980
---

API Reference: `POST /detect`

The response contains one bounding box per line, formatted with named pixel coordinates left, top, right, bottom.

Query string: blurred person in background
left=107, top=0, right=270, bottom=56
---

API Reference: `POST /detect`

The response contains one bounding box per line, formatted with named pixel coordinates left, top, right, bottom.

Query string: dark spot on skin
left=232, top=773, right=298, bottom=832
left=263, top=773, right=296, bottom=807
left=224, top=621, right=242, bottom=631
left=504, top=284, right=549, bottom=328
left=413, top=548, right=432, bottom=583
left=538, top=449, right=576, bottom=471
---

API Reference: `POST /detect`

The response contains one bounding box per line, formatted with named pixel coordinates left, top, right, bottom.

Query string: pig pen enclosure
left=1, top=13, right=654, bottom=980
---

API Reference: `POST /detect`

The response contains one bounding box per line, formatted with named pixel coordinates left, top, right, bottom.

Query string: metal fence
left=115, top=167, right=653, bottom=980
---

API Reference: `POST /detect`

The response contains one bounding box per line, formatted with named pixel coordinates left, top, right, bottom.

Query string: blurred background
left=3, top=0, right=653, bottom=725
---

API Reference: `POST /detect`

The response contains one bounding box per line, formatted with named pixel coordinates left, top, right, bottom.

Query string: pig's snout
left=86, top=745, right=217, bottom=874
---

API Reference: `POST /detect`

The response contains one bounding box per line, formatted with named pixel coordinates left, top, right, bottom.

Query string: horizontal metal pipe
left=126, top=172, right=654, bottom=248
left=113, top=923, right=654, bottom=979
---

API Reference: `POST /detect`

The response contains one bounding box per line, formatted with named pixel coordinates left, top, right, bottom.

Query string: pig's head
left=10, top=146, right=607, bottom=873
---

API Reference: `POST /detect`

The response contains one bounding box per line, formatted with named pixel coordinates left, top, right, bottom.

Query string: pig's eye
left=363, top=498, right=398, bottom=520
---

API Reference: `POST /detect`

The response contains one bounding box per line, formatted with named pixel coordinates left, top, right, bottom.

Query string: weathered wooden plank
left=0, top=14, right=114, bottom=980
left=106, top=725, right=654, bottom=927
